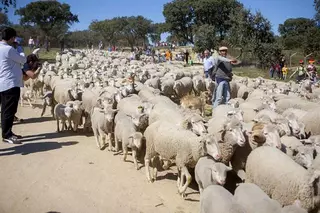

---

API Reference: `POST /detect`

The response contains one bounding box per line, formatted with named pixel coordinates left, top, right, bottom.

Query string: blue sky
left=6, top=0, right=316, bottom=37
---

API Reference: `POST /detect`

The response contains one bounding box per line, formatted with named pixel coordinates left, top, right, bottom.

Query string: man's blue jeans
left=213, top=80, right=230, bottom=108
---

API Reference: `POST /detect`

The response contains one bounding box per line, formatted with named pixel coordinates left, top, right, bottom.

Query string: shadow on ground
left=20, top=131, right=85, bottom=143
left=0, top=141, right=78, bottom=156
left=14, top=116, right=54, bottom=125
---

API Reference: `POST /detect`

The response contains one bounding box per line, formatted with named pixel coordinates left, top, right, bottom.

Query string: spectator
left=184, top=50, right=189, bottom=64
left=290, top=60, right=306, bottom=83
left=28, top=36, right=34, bottom=51
left=282, top=64, right=289, bottom=80
left=203, top=50, right=214, bottom=78
left=22, top=54, right=42, bottom=81
left=269, top=63, right=275, bottom=79
left=0, top=27, right=26, bottom=144
left=307, top=59, right=317, bottom=83
left=211, top=46, right=237, bottom=108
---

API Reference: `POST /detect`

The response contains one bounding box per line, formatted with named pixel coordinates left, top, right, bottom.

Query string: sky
left=6, top=0, right=316, bottom=39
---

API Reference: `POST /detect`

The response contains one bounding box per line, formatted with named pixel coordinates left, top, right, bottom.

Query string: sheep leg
left=67, top=119, right=72, bottom=131
left=152, top=159, right=158, bottom=182
left=61, top=120, right=66, bottom=131
left=132, top=148, right=139, bottom=170
left=56, top=118, right=60, bottom=132
left=20, top=99, right=24, bottom=107
left=27, top=98, right=34, bottom=108
left=123, top=144, right=128, bottom=161
left=92, top=128, right=101, bottom=150
left=41, top=102, right=47, bottom=117
left=145, top=157, right=153, bottom=183
left=178, top=166, right=192, bottom=198
left=237, top=170, right=246, bottom=182
left=73, top=121, right=78, bottom=132
left=177, top=168, right=182, bottom=189
left=51, top=104, right=55, bottom=118
left=98, top=129, right=105, bottom=150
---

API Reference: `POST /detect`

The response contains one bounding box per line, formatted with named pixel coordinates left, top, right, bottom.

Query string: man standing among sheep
left=211, top=46, right=237, bottom=109
left=0, top=27, right=26, bottom=144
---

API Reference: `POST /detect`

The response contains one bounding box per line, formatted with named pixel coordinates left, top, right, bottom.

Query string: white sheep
left=281, top=205, right=308, bottom=213
left=195, top=156, right=232, bottom=194
left=40, top=91, right=54, bottom=117
left=54, top=103, right=74, bottom=132
left=200, top=185, right=245, bottom=213
left=231, top=122, right=281, bottom=181
left=20, top=87, right=35, bottom=108
left=144, top=120, right=221, bottom=198
left=173, top=77, right=193, bottom=98
left=245, top=146, right=320, bottom=212
left=192, top=75, right=206, bottom=96
left=91, top=107, right=118, bottom=150
left=66, top=100, right=83, bottom=132
left=234, top=183, right=282, bottom=213
left=114, top=112, right=143, bottom=170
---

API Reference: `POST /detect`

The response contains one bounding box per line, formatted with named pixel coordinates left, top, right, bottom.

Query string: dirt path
left=0, top=102, right=200, bottom=213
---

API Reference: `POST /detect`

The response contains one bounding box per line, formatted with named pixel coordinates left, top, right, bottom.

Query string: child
left=282, top=64, right=288, bottom=80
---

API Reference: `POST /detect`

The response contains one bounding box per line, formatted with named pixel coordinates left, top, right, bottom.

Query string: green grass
left=23, top=47, right=59, bottom=63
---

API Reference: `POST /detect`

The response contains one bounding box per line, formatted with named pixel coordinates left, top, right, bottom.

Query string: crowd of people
left=0, top=27, right=41, bottom=145
left=269, top=57, right=318, bottom=83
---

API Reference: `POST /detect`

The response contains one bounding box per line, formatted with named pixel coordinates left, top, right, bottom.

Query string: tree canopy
left=15, top=1, right=79, bottom=37
left=89, top=16, right=154, bottom=49
left=0, top=0, right=15, bottom=13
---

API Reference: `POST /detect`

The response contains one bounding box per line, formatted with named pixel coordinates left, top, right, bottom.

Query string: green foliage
left=0, top=0, right=15, bottom=13
left=279, top=18, right=317, bottom=50
left=0, top=12, right=10, bottom=27
left=193, top=24, right=216, bottom=52
left=163, top=0, right=195, bottom=44
left=15, top=1, right=79, bottom=37
left=90, top=16, right=153, bottom=49
left=315, top=0, right=320, bottom=22
left=254, top=42, right=282, bottom=69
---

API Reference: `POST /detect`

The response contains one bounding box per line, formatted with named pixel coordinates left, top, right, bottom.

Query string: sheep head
left=211, top=163, right=232, bottom=186
left=218, top=117, right=246, bottom=147
left=183, top=114, right=207, bottom=136
left=128, top=132, right=143, bottom=150
left=199, top=134, right=221, bottom=161
left=293, top=145, right=316, bottom=169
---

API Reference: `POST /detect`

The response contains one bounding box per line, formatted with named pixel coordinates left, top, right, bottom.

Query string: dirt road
left=0, top=103, right=200, bottom=213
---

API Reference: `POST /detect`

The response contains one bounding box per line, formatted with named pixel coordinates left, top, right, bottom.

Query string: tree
left=193, top=24, right=217, bottom=52
left=0, top=12, right=10, bottom=28
left=15, top=1, right=78, bottom=38
left=0, top=0, right=16, bottom=13
left=163, top=0, right=195, bottom=44
left=315, top=0, right=320, bottom=22
left=278, top=18, right=316, bottom=49
left=89, top=18, right=122, bottom=46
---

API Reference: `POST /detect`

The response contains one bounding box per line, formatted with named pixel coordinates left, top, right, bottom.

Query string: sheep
left=173, top=77, right=193, bottom=98
left=275, top=98, right=318, bottom=114
left=281, top=136, right=316, bottom=169
left=234, top=183, right=282, bottom=213
left=160, top=78, right=175, bottom=97
left=227, top=98, right=244, bottom=108
left=281, top=205, right=308, bottom=213
left=192, top=75, right=206, bottom=95
left=144, top=77, right=160, bottom=90
left=40, top=91, right=54, bottom=117
left=54, top=103, right=74, bottom=132
left=144, top=120, right=221, bottom=197
left=239, top=99, right=276, bottom=123
left=195, top=156, right=232, bottom=194
left=207, top=117, right=246, bottom=165
left=20, top=87, right=35, bottom=108
left=231, top=122, right=281, bottom=181
left=66, top=100, right=83, bottom=132
left=300, top=109, right=320, bottom=136
left=91, top=107, right=118, bottom=151
left=149, top=102, right=207, bottom=136
left=114, top=112, right=143, bottom=170
left=245, top=146, right=320, bottom=212
left=211, top=104, right=244, bottom=122
left=237, top=84, right=251, bottom=100
left=200, top=185, right=245, bottom=213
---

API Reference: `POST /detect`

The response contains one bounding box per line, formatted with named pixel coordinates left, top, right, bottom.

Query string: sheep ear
left=309, top=171, right=320, bottom=185
left=226, top=166, right=232, bottom=172
left=252, top=118, right=259, bottom=123
left=227, top=111, right=235, bottom=118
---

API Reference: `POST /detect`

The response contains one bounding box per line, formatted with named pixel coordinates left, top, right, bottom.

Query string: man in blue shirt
left=0, top=27, right=26, bottom=144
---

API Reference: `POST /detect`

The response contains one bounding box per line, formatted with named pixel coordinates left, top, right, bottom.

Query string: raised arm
left=8, top=47, right=26, bottom=64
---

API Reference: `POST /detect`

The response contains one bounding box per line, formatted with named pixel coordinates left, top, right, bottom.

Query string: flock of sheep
left=20, top=49, right=320, bottom=213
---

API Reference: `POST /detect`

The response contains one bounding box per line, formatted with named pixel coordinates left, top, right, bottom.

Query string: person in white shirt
left=0, top=27, right=26, bottom=144
left=28, top=36, right=34, bottom=51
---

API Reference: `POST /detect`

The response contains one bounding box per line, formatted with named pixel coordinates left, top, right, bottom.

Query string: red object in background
left=299, top=60, right=304, bottom=64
